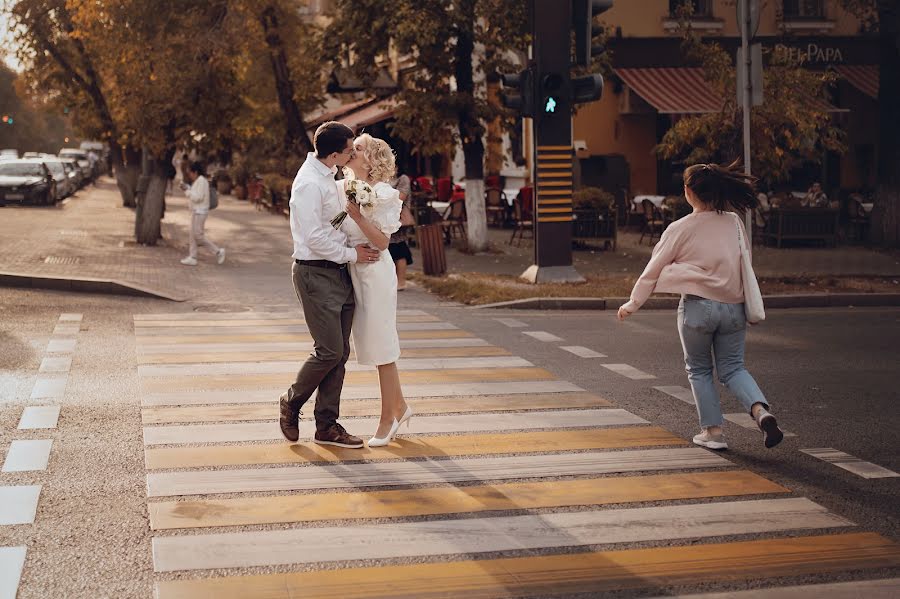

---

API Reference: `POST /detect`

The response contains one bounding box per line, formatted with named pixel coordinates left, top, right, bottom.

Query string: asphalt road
left=1, top=286, right=898, bottom=597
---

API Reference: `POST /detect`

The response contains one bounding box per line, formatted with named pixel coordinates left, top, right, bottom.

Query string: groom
left=279, top=121, right=381, bottom=448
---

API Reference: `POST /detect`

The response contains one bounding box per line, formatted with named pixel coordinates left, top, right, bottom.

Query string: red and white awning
left=614, top=67, right=723, bottom=114
left=835, top=65, right=879, bottom=99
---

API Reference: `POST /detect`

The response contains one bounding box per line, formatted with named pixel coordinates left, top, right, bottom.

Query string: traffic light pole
left=521, top=0, right=585, bottom=284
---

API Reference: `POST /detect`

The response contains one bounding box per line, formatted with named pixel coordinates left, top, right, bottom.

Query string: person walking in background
left=179, top=161, right=225, bottom=266
left=617, top=160, right=784, bottom=451
left=388, top=171, right=414, bottom=291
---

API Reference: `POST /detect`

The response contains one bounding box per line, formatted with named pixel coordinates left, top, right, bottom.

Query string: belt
left=295, top=259, right=346, bottom=270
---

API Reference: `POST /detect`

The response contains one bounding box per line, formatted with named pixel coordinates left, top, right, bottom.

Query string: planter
left=572, top=208, right=617, bottom=250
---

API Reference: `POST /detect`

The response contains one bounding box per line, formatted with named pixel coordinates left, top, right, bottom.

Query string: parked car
left=60, top=158, right=84, bottom=189
left=1, top=149, right=18, bottom=160
left=0, top=160, right=57, bottom=206
left=22, top=152, right=42, bottom=159
left=58, top=148, right=93, bottom=181
left=40, top=157, right=73, bottom=200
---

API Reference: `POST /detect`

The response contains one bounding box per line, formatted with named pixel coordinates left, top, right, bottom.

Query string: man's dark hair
left=189, top=161, right=205, bottom=176
left=314, top=121, right=354, bottom=158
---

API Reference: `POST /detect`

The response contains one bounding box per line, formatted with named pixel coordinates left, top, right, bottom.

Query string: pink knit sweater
left=623, top=211, right=749, bottom=313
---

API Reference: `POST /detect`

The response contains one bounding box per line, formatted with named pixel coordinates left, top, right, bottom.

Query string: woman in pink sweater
left=618, top=161, right=783, bottom=450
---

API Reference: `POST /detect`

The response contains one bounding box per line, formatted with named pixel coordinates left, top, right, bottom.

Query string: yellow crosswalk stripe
left=144, top=426, right=680, bottom=469
left=140, top=392, right=611, bottom=424
left=140, top=367, right=555, bottom=393
left=134, top=315, right=440, bottom=327
left=154, top=533, right=900, bottom=599
left=135, top=329, right=473, bottom=345
left=148, top=470, right=786, bottom=530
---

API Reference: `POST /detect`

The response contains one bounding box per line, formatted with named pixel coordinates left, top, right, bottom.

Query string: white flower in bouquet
left=331, top=179, right=376, bottom=228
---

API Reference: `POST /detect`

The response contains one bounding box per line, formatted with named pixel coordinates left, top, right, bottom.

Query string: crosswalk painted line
left=134, top=321, right=458, bottom=336
left=148, top=470, right=786, bottom=530
left=139, top=366, right=558, bottom=393
left=141, top=392, right=613, bottom=424
left=0, top=486, right=41, bottom=525
left=560, top=345, right=607, bottom=358
left=146, top=448, right=731, bottom=497
left=135, top=329, right=474, bottom=345
left=134, top=315, right=441, bottom=328
left=45, top=338, right=76, bottom=353
left=38, top=356, right=72, bottom=373
left=602, top=363, right=657, bottom=380
left=2, top=440, right=53, bottom=472
left=141, top=380, right=587, bottom=406
left=144, top=427, right=683, bottom=470
left=724, top=413, right=797, bottom=437
left=142, top=409, right=648, bottom=445
left=152, top=533, right=900, bottom=599
left=654, top=385, right=696, bottom=404
left=58, top=313, right=83, bottom=321
left=523, top=330, right=564, bottom=342
left=153, top=498, right=853, bottom=572
left=29, top=377, right=67, bottom=399
left=17, top=405, right=61, bottom=429
left=138, top=345, right=512, bottom=364
left=136, top=337, right=493, bottom=356
left=651, top=577, right=900, bottom=599
left=137, top=356, right=533, bottom=377
left=134, top=309, right=432, bottom=321
left=495, top=317, right=527, bottom=327
left=801, top=448, right=899, bottom=479
left=51, top=323, right=80, bottom=335
left=0, top=547, right=26, bottom=599
left=152, top=498, right=848, bottom=573
left=134, top=309, right=898, bottom=597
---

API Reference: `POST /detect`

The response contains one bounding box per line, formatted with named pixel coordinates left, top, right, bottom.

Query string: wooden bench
left=762, top=208, right=839, bottom=248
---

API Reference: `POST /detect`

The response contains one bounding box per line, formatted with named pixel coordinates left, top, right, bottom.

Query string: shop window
left=669, top=0, right=713, bottom=18
left=783, top=0, right=825, bottom=19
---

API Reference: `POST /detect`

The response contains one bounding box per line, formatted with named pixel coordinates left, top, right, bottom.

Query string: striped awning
left=835, top=65, right=879, bottom=99
left=343, top=97, right=399, bottom=131
left=614, top=68, right=723, bottom=114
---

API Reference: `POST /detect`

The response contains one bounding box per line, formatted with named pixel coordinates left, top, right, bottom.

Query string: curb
left=473, top=293, right=900, bottom=310
left=0, top=271, right=186, bottom=302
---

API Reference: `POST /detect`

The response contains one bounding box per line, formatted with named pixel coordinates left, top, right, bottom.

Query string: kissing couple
left=279, top=121, right=412, bottom=449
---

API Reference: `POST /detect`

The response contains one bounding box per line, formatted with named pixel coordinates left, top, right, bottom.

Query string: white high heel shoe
left=367, top=418, right=401, bottom=448
left=397, top=406, right=414, bottom=429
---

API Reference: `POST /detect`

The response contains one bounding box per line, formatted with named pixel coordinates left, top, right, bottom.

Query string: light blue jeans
left=677, top=295, right=769, bottom=429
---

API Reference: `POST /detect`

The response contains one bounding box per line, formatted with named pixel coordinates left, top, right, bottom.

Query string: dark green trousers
left=287, top=262, right=355, bottom=432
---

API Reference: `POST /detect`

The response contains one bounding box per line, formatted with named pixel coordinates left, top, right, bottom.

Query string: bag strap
left=730, top=212, right=749, bottom=259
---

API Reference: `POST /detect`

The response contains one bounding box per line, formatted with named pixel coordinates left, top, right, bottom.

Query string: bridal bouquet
left=331, top=179, right=375, bottom=229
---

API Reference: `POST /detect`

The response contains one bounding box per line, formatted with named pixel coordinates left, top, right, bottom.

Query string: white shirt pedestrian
left=180, top=172, right=225, bottom=266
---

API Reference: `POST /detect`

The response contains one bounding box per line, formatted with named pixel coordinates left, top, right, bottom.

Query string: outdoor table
left=632, top=195, right=665, bottom=209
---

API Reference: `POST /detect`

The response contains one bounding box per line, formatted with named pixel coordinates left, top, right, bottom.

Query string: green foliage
left=654, top=16, right=847, bottom=186
left=573, top=186, right=615, bottom=211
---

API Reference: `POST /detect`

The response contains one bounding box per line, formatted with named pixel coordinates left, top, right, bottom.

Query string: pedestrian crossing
left=134, top=308, right=900, bottom=597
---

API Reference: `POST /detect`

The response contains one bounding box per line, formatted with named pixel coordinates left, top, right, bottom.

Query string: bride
left=341, top=133, right=412, bottom=446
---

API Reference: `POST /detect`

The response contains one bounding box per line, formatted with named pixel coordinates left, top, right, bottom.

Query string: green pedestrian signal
left=544, top=97, right=557, bottom=113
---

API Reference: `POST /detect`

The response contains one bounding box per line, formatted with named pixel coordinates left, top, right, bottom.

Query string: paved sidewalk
left=0, top=180, right=897, bottom=305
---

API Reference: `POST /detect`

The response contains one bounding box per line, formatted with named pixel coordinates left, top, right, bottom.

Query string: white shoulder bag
left=731, top=212, right=765, bottom=324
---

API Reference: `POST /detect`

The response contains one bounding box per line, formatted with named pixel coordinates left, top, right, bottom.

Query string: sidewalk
left=0, top=179, right=897, bottom=305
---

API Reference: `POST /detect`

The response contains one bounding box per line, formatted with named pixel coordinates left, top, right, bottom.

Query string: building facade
left=573, top=0, right=879, bottom=201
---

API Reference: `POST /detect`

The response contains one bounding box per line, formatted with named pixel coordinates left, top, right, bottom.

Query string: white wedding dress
left=338, top=180, right=403, bottom=366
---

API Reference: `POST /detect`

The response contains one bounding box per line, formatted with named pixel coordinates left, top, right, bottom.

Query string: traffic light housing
left=572, top=0, right=613, bottom=67
left=571, top=73, right=604, bottom=105
left=541, top=73, right=564, bottom=116
left=499, top=68, right=535, bottom=118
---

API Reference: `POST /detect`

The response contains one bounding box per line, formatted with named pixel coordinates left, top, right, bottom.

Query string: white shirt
left=290, top=153, right=357, bottom=264
left=184, top=175, right=210, bottom=214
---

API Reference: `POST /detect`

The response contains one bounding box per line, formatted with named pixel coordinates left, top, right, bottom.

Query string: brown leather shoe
left=314, top=423, right=363, bottom=448
left=279, top=394, right=301, bottom=443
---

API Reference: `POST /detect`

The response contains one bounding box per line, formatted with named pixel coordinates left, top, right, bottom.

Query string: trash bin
left=417, top=223, right=446, bottom=276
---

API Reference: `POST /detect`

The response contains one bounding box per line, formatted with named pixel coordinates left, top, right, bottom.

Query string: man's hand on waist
left=354, top=244, right=380, bottom=264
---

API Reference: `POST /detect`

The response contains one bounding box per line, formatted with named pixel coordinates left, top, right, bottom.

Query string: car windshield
left=0, top=163, right=46, bottom=177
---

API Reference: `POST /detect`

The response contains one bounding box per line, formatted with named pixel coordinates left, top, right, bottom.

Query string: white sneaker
left=216, top=248, right=226, bottom=265
left=693, top=429, right=728, bottom=450
left=180, top=256, right=198, bottom=266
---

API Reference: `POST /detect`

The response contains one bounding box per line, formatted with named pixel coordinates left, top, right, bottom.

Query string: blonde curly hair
left=354, top=133, right=396, bottom=184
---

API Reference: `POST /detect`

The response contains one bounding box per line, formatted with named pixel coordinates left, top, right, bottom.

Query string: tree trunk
left=455, top=0, right=488, bottom=252
left=134, top=148, right=168, bottom=245
left=112, top=143, right=141, bottom=208
left=260, top=4, right=314, bottom=156
left=871, top=0, right=900, bottom=246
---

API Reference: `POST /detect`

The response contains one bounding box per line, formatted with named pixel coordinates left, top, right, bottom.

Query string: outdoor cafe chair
left=639, top=198, right=665, bottom=244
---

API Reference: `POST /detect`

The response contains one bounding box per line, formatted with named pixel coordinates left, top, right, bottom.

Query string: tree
left=327, top=0, right=528, bottom=252
left=0, top=63, right=73, bottom=152
left=655, top=14, right=846, bottom=187
left=5, top=0, right=144, bottom=206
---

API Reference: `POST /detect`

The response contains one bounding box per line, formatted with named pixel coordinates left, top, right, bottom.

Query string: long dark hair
left=683, top=159, right=758, bottom=213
